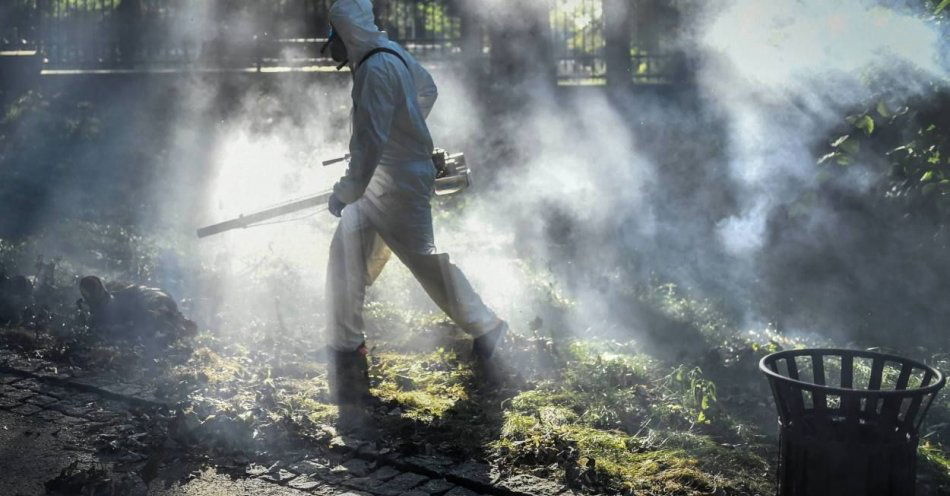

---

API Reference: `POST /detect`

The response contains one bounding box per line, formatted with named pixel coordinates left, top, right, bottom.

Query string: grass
left=85, top=297, right=783, bottom=494
left=640, top=282, right=733, bottom=339
left=2, top=231, right=948, bottom=495
left=279, top=394, right=339, bottom=426
left=369, top=349, right=473, bottom=421
left=480, top=336, right=774, bottom=494
left=494, top=399, right=769, bottom=495
left=186, top=347, right=245, bottom=384
left=3, top=82, right=949, bottom=495
left=919, top=442, right=950, bottom=496
left=152, top=313, right=943, bottom=495
left=153, top=318, right=946, bottom=494
left=921, top=442, right=950, bottom=474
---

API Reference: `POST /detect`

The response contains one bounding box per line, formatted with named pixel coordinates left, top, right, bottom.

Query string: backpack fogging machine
left=196, top=149, right=470, bottom=238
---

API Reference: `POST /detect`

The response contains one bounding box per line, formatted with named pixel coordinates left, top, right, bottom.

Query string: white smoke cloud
left=697, top=0, right=948, bottom=257
left=162, top=0, right=948, bottom=344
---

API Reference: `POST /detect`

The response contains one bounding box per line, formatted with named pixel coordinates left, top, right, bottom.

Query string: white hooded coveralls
left=326, top=0, right=504, bottom=351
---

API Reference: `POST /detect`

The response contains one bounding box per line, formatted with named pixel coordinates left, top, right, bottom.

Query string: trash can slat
left=812, top=353, right=827, bottom=411
left=842, top=354, right=854, bottom=389
left=915, top=393, right=938, bottom=432
left=786, top=356, right=800, bottom=380
left=882, top=363, right=915, bottom=427
left=922, top=369, right=934, bottom=388
left=868, top=358, right=885, bottom=391
left=902, top=395, right=925, bottom=433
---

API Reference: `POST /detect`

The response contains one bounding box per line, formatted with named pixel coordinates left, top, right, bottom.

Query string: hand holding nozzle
left=328, top=193, right=345, bottom=218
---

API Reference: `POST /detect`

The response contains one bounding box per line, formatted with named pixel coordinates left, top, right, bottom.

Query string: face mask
left=321, top=27, right=349, bottom=70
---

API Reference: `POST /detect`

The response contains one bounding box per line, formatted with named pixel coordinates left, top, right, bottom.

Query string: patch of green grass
left=921, top=441, right=950, bottom=474
left=640, top=282, right=732, bottom=338
left=509, top=388, right=582, bottom=416
left=919, top=441, right=950, bottom=494
left=369, top=349, right=473, bottom=421
left=177, top=346, right=246, bottom=385
left=280, top=395, right=338, bottom=426
left=550, top=341, right=724, bottom=429
left=495, top=407, right=764, bottom=494
left=564, top=341, right=655, bottom=389
left=489, top=338, right=774, bottom=494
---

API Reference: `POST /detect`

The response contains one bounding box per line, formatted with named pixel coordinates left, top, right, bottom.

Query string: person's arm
left=332, top=64, right=398, bottom=204
left=411, top=61, right=438, bottom=119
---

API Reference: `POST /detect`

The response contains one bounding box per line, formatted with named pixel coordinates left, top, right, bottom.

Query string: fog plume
left=174, top=0, right=950, bottom=348
left=6, top=0, right=948, bottom=352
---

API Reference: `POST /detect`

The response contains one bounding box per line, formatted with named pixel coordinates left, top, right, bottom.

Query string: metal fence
left=1, top=0, right=683, bottom=84
left=2, top=0, right=465, bottom=68
left=551, top=0, right=606, bottom=82
left=549, top=0, right=682, bottom=84
left=628, top=0, right=682, bottom=84
left=377, top=0, right=463, bottom=58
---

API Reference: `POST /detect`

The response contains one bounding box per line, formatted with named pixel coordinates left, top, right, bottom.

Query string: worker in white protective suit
left=323, top=0, right=508, bottom=407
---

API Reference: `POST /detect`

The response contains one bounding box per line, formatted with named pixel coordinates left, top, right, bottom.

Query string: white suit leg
left=326, top=204, right=390, bottom=351
left=410, top=252, right=503, bottom=338
left=358, top=190, right=503, bottom=339
left=381, top=236, right=503, bottom=339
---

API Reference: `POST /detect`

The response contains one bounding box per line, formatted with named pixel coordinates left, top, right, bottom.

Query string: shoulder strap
left=351, top=47, right=415, bottom=113
left=357, top=47, right=410, bottom=72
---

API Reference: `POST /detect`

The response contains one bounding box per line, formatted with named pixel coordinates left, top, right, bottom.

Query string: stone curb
left=0, top=364, right=167, bottom=410
left=355, top=455, right=530, bottom=496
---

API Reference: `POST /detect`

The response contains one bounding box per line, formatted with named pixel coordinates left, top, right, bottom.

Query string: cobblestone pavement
left=0, top=352, right=568, bottom=496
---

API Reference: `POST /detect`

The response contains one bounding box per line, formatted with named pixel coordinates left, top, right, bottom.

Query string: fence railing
left=552, top=0, right=607, bottom=82
left=377, top=0, right=463, bottom=58
left=1, top=0, right=685, bottom=85
left=550, top=0, right=684, bottom=85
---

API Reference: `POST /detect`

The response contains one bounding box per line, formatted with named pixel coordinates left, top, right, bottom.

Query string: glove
left=328, top=193, right=346, bottom=218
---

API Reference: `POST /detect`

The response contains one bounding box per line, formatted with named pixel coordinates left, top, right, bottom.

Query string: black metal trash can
left=760, top=349, right=945, bottom=496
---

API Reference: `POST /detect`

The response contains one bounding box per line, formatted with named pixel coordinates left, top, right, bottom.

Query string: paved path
left=0, top=362, right=564, bottom=496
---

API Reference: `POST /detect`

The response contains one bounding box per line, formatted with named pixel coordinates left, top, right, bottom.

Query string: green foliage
left=819, top=91, right=950, bottom=219
left=0, top=91, right=118, bottom=237
left=921, top=441, right=950, bottom=469
left=639, top=281, right=733, bottom=338
left=931, top=0, right=950, bottom=15
left=919, top=441, right=950, bottom=493
left=0, top=219, right=191, bottom=290
left=2, top=91, right=100, bottom=142
left=565, top=341, right=653, bottom=389
left=815, top=2, right=949, bottom=220
left=667, top=365, right=718, bottom=425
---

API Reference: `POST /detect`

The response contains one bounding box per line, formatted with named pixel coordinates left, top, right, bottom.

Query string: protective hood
left=329, top=0, right=390, bottom=68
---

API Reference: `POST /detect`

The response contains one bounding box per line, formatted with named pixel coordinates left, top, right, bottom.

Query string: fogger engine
left=322, top=148, right=470, bottom=196
left=197, top=148, right=471, bottom=239
left=432, top=148, right=471, bottom=196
